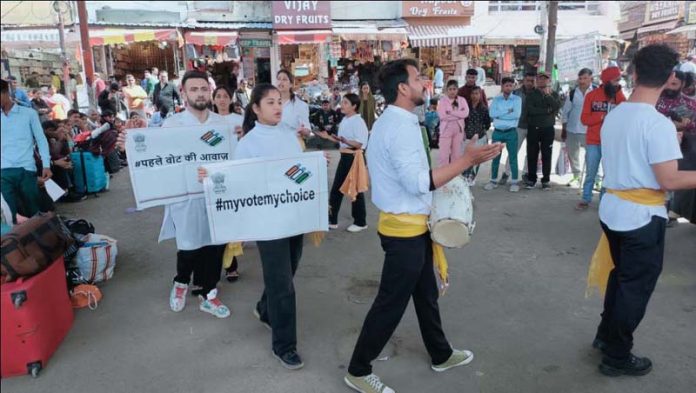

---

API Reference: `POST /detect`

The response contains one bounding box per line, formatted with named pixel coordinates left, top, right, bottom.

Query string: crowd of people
left=2, top=43, right=695, bottom=393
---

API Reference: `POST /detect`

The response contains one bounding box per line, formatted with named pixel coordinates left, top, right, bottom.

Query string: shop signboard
left=644, top=1, right=683, bottom=25
left=618, top=2, right=647, bottom=33
left=687, top=1, right=696, bottom=25
left=272, top=1, right=331, bottom=30
left=402, top=1, right=474, bottom=18
left=555, top=32, right=600, bottom=83
left=240, top=39, right=272, bottom=48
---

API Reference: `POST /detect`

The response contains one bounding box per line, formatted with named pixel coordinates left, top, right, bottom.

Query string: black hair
left=67, top=109, right=80, bottom=117
left=181, top=70, right=209, bottom=88
left=101, top=109, right=115, bottom=118
left=242, top=83, right=280, bottom=134
left=684, top=71, right=695, bottom=90
left=321, top=99, right=330, bottom=104
left=501, top=77, right=515, bottom=85
left=673, top=70, right=686, bottom=83
left=343, top=93, right=360, bottom=112
left=632, top=44, right=679, bottom=88
left=31, top=88, right=40, bottom=94
left=129, top=112, right=140, bottom=119
left=212, top=86, right=234, bottom=114
left=578, top=68, right=593, bottom=77
left=109, top=82, right=120, bottom=91
left=470, top=85, right=482, bottom=92
left=360, top=81, right=370, bottom=89
left=276, top=69, right=295, bottom=102
left=524, top=72, right=537, bottom=78
left=466, top=69, right=478, bottom=76
left=0, top=79, right=7, bottom=94
left=42, top=120, right=58, bottom=130
left=429, top=98, right=439, bottom=106
left=378, top=58, right=419, bottom=105
left=50, top=71, right=56, bottom=75
left=446, top=79, right=458, bottom=88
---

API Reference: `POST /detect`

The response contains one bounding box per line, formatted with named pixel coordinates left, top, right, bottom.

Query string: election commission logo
left=212, top=172, right=227, bottom=194
left=200, top=130, right=225, bottom=146
left=133, top=133, right=147, bottom=152
left=285, top=164, right=312, bottom=184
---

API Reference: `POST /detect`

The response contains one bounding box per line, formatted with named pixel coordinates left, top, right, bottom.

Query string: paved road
left=3, top=146, right=695, bottom=393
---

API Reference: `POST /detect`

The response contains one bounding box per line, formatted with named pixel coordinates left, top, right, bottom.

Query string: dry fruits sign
left=402, top=1, right=475, bottom=18
left=273, top=1, right=331, bottom=30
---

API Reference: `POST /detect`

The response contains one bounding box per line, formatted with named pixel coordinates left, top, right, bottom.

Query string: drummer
left=343, top=59, right=503, bottom=393
left=316, top=93, right=369, bottom=232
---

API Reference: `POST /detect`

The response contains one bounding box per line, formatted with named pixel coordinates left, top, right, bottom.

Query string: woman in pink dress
left=437, top=80, right=470, bottom=167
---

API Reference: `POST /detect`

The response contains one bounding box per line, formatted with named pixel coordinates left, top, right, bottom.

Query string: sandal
left=225, top=269, right=240, bottom=282
left=575, top=202, right=589, bottom=211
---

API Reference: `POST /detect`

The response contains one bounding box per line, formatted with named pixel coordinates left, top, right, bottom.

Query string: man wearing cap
left=525, top=71, right=562, bottom=190
left=577, top=66, right=626, bottom=210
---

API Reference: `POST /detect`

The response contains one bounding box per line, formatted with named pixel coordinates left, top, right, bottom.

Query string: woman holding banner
left=276, top=70, right=311, bottom=148
left=199, top=83, right=309, bottom=370
left=316, top=93, right=369, bottom=232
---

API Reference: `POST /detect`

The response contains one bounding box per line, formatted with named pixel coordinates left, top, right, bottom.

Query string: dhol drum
left=429, top=175, right=475, bottom=248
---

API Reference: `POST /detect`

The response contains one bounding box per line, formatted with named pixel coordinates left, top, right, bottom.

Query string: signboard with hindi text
left=125, top=123, right=236, bottom=209
left=203, top=152, right=328, bottom=243
left=555, top=32, right=600, bottom=83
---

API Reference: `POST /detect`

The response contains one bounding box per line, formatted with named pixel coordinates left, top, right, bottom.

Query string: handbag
left=74, top=234, right=118, bottom=283
left=1, top=212, right=74, bottom=281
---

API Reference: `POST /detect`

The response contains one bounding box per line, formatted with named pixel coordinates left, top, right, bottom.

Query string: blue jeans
left=583, top=144, right=604, bottom=203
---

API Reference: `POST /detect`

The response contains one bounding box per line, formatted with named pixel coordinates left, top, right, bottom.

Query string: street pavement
left=2, top=143, right=695, bottom=393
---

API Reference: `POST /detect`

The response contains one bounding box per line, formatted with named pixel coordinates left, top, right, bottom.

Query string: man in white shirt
left=591, top=44, right=696, bottom=377
left=679, top=55, right=696, bottom=74
left=561, top=68, right=594, bottom=187
left=344, top=59, right=503, bottom=393
left=472, top=59, right=486, bottom=87
left=117, top=70, right=231, bottom=319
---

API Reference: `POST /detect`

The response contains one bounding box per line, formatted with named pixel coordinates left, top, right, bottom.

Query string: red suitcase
left=1, top=258, right=74, bottom=378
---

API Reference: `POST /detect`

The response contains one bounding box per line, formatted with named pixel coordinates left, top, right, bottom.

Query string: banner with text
left=203, top=152, right=328, bottom=243
left=555, top=32, right=600, bottom=83
left=126, top=123, right=236, bottom=209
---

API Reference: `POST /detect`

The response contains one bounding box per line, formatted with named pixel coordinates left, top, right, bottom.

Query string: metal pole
left=545, top=1, right=559, bottom=77
left=77, top=0, right=95, bottom=108
left=55, top=1, right=70, bottom=98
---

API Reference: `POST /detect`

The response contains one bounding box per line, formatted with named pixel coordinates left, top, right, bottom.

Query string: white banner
left=555, top=32, right=600, bottom=83
left=125, top=123, right=237, bottom=209
left=203, top=152, right=329, bottom=243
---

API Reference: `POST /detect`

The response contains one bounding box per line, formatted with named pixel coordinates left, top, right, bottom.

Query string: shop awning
left=637, top=20, right=680, bottom=35
left=619, top=30, right=637, bottom=40
left=332, top=26, right=408, bottom=42
left=667, top=24, right=696, bottom=35
left=88, top=29, right=177, bottom=46
left=406, top=25, right=481, bottom=47
left=276, top=30, right=331, bottom=45
left=184, top=31, right=239, bottom=46
left=0, top=28, right=80, bottom=49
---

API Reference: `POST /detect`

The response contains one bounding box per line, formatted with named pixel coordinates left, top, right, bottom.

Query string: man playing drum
left=343, top=59, right=503, bottom=393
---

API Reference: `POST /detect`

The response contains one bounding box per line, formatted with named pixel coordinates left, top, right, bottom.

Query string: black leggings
left=329, top=153, right=366, bottom=226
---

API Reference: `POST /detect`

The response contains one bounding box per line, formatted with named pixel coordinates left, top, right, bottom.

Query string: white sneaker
left=483, top=182, right=497, bottom=191
left=344, top=373, right=395, bottom=393
left=347, top=224, right=368, bottom=233
left=199, top=289, right=230, bottom=318
left=509, top=184, right=520, bottom=193
left=431, top=349, right=475, bottom=372
left=169, top=282, right=188, bottom=312
left=329, top=224, right=339, bottom=230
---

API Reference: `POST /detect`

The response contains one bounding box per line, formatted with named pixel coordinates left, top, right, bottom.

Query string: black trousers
left=596, top=216, right=666, bottom=360
left=348, top=232, right=452, bottom=377
left=329, top=153, right=367, bottom=227
left=174, top=245, right=225, bottom=297
left=526, top=125, right=555, bottom=184
left=256, top=235, right=304, bottom=355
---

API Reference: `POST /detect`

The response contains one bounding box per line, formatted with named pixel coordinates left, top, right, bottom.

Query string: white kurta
left=157, top=110, right=228, bottom=250
left=281, top=97, right=310, bottom=135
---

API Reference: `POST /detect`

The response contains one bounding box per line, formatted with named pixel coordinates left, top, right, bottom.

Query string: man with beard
left=656, top=71, right=696, bottom=135
left=116, top=70, right=231, bottom=319
left=344, top=59, right=503, bottom=393
left=457, top=68, right=487, bottom=104
left=577, top=67, right=626, bottom=210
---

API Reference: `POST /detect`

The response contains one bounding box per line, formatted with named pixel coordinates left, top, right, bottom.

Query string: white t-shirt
left=223, top=113, right=243, bottom=130
left=158, top=110, right=228, bottom=250
left=599, top=102, right=683, bottom=231
left=234, top=122, right=302, bottom=160
left=337, top=114, right=369, bottom=150
left=281, top=97, right=310, bottom=134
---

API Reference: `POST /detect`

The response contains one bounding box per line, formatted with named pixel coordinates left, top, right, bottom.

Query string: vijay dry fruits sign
left=273, top=1, right=331, bottom=30
left=402, top=1, right=474, bottom=18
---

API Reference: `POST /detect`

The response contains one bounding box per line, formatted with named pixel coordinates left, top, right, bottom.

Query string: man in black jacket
left=152, top=70, right=180, bottom=115
left=525, top=72, right=561, bottom=190
left=98, top=82, right=121, bottom=115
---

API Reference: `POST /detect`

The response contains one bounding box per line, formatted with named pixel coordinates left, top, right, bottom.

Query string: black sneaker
left=592, top=338, right=607, bottom=352
left=525, top=181, right=536, bottom=190
left=599, top=354, right=652, bottom=377
left=542, top=182, right=551, bottom=191
left=499, top=172, right=510, bottom=186
left=273, top=350, right=304, bottom=370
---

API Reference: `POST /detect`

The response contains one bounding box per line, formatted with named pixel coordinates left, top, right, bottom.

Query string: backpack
left=569, top=84, right=599, bottom=103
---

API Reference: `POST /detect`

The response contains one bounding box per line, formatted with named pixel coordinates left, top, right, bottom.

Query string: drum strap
left=586, top=188, right=666, bottom=298
left=378, top=212, right=449, bottom=295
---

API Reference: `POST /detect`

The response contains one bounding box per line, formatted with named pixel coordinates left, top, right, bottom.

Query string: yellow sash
left=586, top=188, right=666, bottom=297
left=378, top=212, right=449, bottom=295
left=338, top=149, right=369, bottom=202
left=222, top=242, right=244, bottom=269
